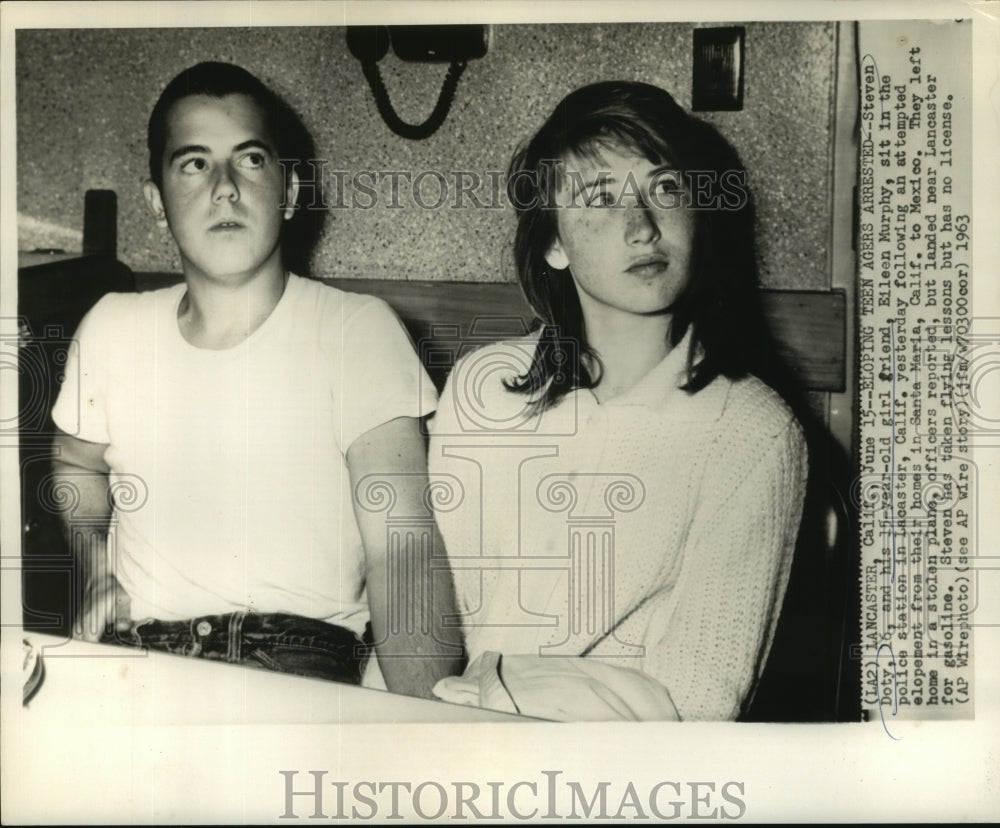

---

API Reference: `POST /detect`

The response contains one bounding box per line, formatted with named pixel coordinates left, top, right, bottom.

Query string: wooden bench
left=132, top=273, right=847, bottom=395
left=328, top=278, right=847, bottom=394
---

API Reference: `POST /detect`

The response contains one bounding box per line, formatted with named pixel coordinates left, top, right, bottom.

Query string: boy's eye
left=179, top=157, right=209, bottom=174
left=237, top=152, right=266, bottom=169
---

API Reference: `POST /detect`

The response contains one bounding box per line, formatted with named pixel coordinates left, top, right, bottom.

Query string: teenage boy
left=50, top=62, right=463, bottom=698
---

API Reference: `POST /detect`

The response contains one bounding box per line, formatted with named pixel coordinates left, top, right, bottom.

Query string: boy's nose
left=212, top=166, right=240, bottom=202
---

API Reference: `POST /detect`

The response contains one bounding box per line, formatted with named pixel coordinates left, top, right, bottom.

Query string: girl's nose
left=625, top=204, right=661, bottom=245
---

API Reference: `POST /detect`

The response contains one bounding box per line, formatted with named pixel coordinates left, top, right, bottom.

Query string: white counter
left=14, top=631, right=528, bottom=725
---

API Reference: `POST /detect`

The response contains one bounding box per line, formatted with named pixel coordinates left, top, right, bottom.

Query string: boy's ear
left=142, top=181, right=169, bottom=229
left=544, top=237, right=570, bottom=272
left=283, top=168, right=300, bottom=221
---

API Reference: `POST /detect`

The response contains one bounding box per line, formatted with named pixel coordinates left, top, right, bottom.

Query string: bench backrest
left=131, top=273, right=846, bottom=394
left=324, top=278, right=847, bottom=394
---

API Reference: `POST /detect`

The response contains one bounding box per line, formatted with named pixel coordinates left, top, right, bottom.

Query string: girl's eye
left=654, top=176, right=683, bottom=193
left=179, top=157, right=208, bottom=174
left=650, top=174, right=686, bottom=207
left=586, top=189, right=616, bottom=208
left=237, top=152, right=266, bottom=169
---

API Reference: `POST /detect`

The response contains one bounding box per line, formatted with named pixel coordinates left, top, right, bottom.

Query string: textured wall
left=16, top=22, right=836, bottom=288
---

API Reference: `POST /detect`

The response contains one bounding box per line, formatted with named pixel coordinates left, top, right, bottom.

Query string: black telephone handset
left=347, top=25, right=488, bottom=140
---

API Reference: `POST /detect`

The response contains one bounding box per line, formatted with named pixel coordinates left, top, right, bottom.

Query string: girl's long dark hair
left=505, top=81, right=786, bottom=409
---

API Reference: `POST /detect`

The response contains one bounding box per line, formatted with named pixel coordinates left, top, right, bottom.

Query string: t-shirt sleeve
left=641, top=419, right=808, bottom=721
left=334, top=295, right=437, bottom=452
left=50, top=295, right=114, bottom=444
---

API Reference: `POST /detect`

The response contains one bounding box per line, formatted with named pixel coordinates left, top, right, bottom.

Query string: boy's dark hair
left=147, top=61, right=324, bottom=275
left=505, top=80, right=780, bottom=409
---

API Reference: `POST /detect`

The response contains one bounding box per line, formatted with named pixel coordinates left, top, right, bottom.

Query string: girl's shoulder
left=717, top=373, right=805, bottom=447
left=450, top=330, right=543, bottom=386
left=438, top=332, right=545, bottom=429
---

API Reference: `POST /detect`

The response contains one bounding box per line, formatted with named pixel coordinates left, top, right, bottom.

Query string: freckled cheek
left=575, top=211, right=604, bottom=230
left=560, top=214, right=605, bottom=251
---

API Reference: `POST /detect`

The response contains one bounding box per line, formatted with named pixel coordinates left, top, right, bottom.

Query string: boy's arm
left=51, top=429, right=129, bottom=641
left=347, top=416, right=465, bottom=698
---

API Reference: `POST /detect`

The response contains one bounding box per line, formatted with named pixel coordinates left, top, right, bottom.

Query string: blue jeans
left=111, top=611, right=372, bottom=685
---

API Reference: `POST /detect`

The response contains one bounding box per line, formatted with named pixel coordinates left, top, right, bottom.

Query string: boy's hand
left=52, top=428, right=120, bottom=642
left=74, top=572, right=132, bottom=643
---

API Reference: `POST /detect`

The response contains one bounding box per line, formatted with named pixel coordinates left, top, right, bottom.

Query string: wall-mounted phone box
left=389, top=25, right=489, bottom=62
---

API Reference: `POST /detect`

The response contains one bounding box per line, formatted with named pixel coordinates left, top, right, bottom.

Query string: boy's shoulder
left=289, top=274, right=398, bottom=324
left=83, top=283, right=184, bottom=333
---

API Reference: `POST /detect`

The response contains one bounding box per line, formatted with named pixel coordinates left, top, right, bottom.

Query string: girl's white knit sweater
left=429, top=331, right=808, bottom=721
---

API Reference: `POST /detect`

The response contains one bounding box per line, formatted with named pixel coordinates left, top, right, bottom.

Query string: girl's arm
left=640, top=419, right=808, bottom=720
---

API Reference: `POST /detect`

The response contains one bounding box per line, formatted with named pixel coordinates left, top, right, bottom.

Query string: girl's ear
left=544, top=237, right=570, bottom=271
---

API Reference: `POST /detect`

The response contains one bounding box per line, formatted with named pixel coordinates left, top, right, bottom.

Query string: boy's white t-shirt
left=52, top=274, right=436, bottom=635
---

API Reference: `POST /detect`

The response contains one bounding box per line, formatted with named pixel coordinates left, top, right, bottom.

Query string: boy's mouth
left=209, top=220, right=245, bottom=231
